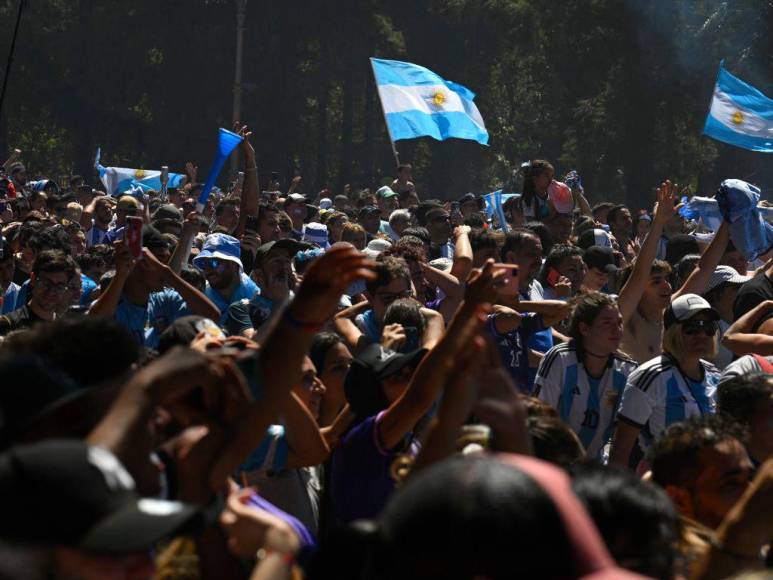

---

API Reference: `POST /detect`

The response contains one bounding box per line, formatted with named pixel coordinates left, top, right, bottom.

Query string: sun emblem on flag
left=731, top=110, right=744, bottom=125
left=134, top=169, right=147, bottom=179
left=432, top=90, right=446, bottom=107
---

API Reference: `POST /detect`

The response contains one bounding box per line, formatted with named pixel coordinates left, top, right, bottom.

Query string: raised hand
left=289, top=245, right=377, bottom=326
left=381, top=323, right=407, bottom=351
left=653, top=179, right=680, bottom=224
left=233, top=121, right=255, bottom=163
left=554, top=275, right=572, bottom=298
left=464, top=259, right=507, bottom=307
left=185, top=161, right=198, bottom=183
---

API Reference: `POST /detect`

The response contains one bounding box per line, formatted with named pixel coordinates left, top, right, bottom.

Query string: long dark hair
left=521, top=159, right=554, bottom=212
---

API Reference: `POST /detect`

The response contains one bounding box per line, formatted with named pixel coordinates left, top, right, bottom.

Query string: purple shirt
left=486, top=312, right=545, bottom=394
left=329, top=411, right=419, bottom=524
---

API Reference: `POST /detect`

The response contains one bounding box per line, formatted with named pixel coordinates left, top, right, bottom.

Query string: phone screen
left=546, top=267, right=561, bottom=287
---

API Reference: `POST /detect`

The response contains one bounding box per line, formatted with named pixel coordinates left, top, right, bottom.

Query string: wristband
left=256, top=547, right=295, bottom=565
left=282, top=308, right=324, bottom=333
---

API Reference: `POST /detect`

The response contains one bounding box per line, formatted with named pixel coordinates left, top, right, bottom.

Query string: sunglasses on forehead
left=682, top=319, right=717, bottom=336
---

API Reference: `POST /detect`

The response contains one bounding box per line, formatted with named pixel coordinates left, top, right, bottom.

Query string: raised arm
left=449, top=225, right=473, bottom=282
left=168, top=212, right=200, bottom=274
left=618, top=180, right=678, bottom=323
left=87, top=240, right=133, bottom=318
left=233, top=123, right=258, bottom=239
left=281, top=392, right=330, bottom=468
left=378, top=261, right=503, bottom=450
left=674, top=221, right=730, bottom=299
left=210, top=246, right=376, bottom=484
left=721, top=299, right=773, bottom=356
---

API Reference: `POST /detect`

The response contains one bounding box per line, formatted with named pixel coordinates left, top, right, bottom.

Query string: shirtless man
left=618, top=181, right=679, bottom=363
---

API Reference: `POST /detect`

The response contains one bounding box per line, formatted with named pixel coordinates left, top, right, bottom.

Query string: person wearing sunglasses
left=609, top=294, right=722, bottom=469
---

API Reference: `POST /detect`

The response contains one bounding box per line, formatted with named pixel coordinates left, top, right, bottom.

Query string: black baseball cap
left=582, top=246, right=618, bottom=274
left=0, top=439, right=203, bottom=553
left=344, top=344, right=427, bottom=419
left=254, top=239, right=311, bottom=265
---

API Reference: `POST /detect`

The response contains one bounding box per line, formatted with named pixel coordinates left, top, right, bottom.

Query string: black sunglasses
left=682, top=319, right=717, bottom=336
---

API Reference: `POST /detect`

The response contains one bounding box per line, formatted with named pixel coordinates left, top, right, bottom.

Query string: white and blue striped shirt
left=617, top=353, right=719, bottom=453
left=535, top=341, right=637, bottom=459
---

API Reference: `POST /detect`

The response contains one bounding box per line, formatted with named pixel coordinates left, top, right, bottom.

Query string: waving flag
left=483, top=190, right=517, bottom=232
left=703, top=62, right=773, bottom=153
left=370, top=58, right=488, bottom=145
left=94, top=149, right=185, bottom=196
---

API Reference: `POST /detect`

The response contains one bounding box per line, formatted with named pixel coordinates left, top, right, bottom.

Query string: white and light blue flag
left=483, top=189, right=517, bottom=232
left=703, top=62, right=773, bottom=153
left=370, top=58, right=488, bottom=145
left=94, top=148, right=186, bottom=196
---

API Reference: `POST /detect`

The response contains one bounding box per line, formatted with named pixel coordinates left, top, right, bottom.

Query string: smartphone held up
left=125, top=216, right=144, bottom=260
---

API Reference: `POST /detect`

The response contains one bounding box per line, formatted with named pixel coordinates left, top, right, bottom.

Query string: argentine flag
left=94, top=149, right=186, bottom=196
left=703, top=62, right=773, bottom=153
left=483, top=190, right=517, bottom=232
left=370, top=58, right=488, bottom=145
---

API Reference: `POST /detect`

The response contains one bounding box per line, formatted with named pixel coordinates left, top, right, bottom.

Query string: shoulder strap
left=752, top=353, right=773, bottom=374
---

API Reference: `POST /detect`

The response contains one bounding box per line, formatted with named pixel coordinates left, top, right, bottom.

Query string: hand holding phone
left=125, top=216, right=144, bottom=260
left=546, top=267, right=561, bottom=288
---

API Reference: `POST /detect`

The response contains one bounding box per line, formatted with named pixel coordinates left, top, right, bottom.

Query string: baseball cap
left=254, top=239, right=310, bottom=265
left=117, top=195, right=140, bottom=211
left=192, top=233, right=244, bottom=271
left=703, top=265, right=751, bottom=295
left=577, top=228, right=612, bottom=250
left=548, top=180, right=573, bottom=215
left=358, top=205, right=381, bottom=219
left=303, top=222, right=330, bottom=248
left=583, top=246, right=618, bottom=274
left=0, top=439, right=203, bottom=553
left=457, top=192, right=482, bottom=208
left=286, top=193, right=307, bottom=205
left=376, top=186, right=398, bottom=199
left=664, top=293, right=720, bottom=329
left=344, top=344, right=427, bottom=419
left=152, top=204, right=183, bottom=224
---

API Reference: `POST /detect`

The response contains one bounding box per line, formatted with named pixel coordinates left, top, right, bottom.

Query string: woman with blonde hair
left=609, top=294, right=722, bottom=468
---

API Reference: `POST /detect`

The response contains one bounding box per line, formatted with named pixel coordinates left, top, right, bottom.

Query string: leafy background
left=0, top=0, right=771, bottom=209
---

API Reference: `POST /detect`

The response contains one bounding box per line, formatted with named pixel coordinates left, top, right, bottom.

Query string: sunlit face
left=641, top=271, right=672, bottom=310
left=259, top=210, right=281, bottom=244
left=71, top=231, right=86, bottom=256
left=580, top=305, right=623, bottom=355
left=95, top=201, right=113, bottom=225
left=612, top=208, right=633, bottom=234
left=327, top=216, right=349, bottom=242
left=199, top=259, right=239, bottom=293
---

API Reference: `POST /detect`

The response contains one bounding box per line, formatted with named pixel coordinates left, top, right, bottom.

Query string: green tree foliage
left=0, top=0, right=770, bottom=206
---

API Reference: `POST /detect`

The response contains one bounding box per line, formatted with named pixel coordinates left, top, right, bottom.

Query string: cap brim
left=193, top=250, right=244, bottom=270
left=377, top=348, right=428, bottom=378
left=78, top=499, right=203, bottom=554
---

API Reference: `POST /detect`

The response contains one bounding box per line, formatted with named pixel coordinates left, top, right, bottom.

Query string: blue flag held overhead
left=196, top=128, right=244, bottom=212
left=370, top=58, right=488, bottom=146
left=703, top=62, right=773, bottom=153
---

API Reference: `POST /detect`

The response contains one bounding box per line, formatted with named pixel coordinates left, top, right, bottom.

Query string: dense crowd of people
left=0, top=128, right=772, bottom=579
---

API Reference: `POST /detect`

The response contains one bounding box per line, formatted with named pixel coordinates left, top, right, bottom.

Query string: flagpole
left=369, top=58, right=401, bottom=169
